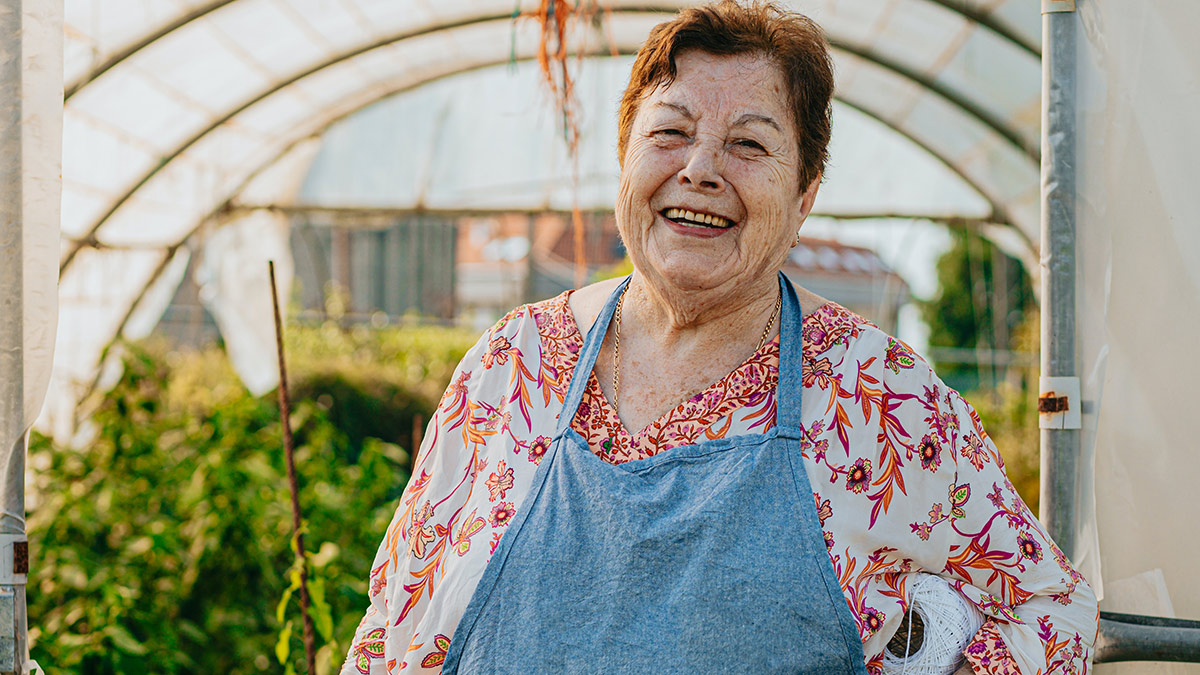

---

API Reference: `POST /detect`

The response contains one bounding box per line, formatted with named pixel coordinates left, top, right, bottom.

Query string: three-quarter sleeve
left=340, top=332, right=492, bottom=674
left=340, top=300, right=571, bottom=674
left=879, top=345, right=1098, bottom=674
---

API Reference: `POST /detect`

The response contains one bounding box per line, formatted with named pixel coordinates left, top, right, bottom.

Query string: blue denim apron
left=444, top=273, right=867, bottom=674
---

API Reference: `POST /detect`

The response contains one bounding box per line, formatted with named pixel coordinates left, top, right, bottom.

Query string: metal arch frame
left=79, top=51, right=1034, bottom=411
left=60, top=7, right=1038, bottom=276
left=63, top=0, right=1040, bottom=100
left=923, top=0, right=1040, bottom=57
left=832, top=99, right=1033, bottom=250
left=64, top=0, right=239, bottom=100
left=834, top=38, right=1038, bottom=161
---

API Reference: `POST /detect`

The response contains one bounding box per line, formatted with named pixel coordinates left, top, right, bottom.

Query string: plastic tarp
left=1067, top=3, right=1200, bottom=669
left=297, top=58, right=989, bottom=220
left=2, top=1, right=62, bottom=450
left=47, top=0, right=1043, bottom=436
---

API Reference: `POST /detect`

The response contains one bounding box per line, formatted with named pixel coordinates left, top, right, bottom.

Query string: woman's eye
left=655, top=128, right=686, bottom=137
left=735, top=139, right=766, bottom=151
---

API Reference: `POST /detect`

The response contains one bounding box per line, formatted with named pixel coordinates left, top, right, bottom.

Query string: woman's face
left=617, top=49, right=820, bottom=297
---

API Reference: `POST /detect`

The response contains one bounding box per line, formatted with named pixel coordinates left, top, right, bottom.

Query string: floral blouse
left=341, top=291, right=1097, bottom=675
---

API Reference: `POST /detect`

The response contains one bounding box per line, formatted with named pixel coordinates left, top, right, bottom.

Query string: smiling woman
left=342, top=3, right=1097, bottom=674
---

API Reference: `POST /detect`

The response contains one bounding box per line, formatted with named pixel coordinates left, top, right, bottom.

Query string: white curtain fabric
left=9, top=1, right=62, bottom=440
left=194, top=210, right=293, bottom=397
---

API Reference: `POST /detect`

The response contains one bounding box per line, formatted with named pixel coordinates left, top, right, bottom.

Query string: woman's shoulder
left=564, top=277, right=624, bottom=338
left=463, top=286, right=598, bottom=381
left=804, top=301, right=934, bottom=383
left=480, top=287, right=582, bottom=343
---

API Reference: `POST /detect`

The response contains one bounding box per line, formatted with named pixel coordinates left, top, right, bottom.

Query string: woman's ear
left=797, top=173, right=822, bottom=220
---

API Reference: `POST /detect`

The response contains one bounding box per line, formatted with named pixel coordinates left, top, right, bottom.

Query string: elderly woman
left=342, top=2, right=1096, bottom=673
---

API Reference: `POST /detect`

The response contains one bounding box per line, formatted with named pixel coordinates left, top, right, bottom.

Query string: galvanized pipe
left=1096, top=612, right=1200, bottom=663
left=1038, top=5, right=1200, bottom=664
left=1038, top=1, right=1080, bottom=557
left=0, top=1, right=29, bottom=671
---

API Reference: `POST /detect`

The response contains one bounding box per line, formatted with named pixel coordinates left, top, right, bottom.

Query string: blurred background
left=19, top=0, right=1181, bottom=672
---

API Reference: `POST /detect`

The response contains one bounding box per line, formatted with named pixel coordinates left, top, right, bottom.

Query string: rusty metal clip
left=1038, top=393, right=1070, bottom=413
left=1038, top=377, right=1081, bottom=429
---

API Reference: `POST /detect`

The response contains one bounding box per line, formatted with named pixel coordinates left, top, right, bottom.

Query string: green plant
left=26, top=321, right=475, bottom=674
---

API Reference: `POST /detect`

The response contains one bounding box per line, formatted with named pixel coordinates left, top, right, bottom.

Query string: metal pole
left=0, top=1, right=29, bottom=672
left=1039, top=2, right=1200, bottom=664
left=1096, top=612, right=1200, bottom=663
left=1038, top=0, right=1080, bottom=556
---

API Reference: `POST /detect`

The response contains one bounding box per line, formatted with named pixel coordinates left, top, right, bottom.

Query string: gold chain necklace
left=611, top=285, right=782, bottom=415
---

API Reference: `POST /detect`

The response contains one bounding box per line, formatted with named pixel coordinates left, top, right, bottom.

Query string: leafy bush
left=966, top=380, right=1040, bottom=513
left=27, top=322, right=475, bottom=674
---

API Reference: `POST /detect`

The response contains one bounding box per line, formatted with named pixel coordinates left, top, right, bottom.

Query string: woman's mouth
left=661, top=208, right=736, bottom=230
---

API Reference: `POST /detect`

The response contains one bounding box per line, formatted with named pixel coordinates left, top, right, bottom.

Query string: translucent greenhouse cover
left=23, top=0, right=1200, bottom=660
left=3, top=1, right=61, bottom=467
left=1070, top=0, right=1200, bottom=647
left=49, top=0, right=1043, bottom=443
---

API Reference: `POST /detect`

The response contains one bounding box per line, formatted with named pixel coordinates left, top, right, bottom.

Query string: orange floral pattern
left=342, top=291, right=1097, bottom=674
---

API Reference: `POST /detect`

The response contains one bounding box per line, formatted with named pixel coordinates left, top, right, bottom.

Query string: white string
left=902, top=595, right=915, bottom=673
left=881, top=574, right=984, bottom=675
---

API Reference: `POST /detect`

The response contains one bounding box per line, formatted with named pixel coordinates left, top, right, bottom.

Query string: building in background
left=784, top=237, right=908, bottom=334
left=160, top=216, right=908, bottom=343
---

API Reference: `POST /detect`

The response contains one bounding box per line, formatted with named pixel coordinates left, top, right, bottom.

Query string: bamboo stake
left=268, top=260, right=316, bottom=674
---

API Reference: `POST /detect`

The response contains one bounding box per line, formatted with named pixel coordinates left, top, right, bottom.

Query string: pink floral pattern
left=965, top=619, right=1023, bottom=674
left=526, top=290, right=782, bottom=463
left=342, top=291, right=1097, bottom=674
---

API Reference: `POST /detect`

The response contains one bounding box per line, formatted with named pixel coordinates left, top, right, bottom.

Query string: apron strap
left=775, top=271, right=805, bottom=436
left=555, top=276, right=631, bottom=437
left=555, top=273, right=804, bottom=437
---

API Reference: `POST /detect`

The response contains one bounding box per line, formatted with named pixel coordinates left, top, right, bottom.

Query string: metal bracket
left=1043, top=0, right=1076, bottom=13
left=0, top=537, right=25, bottom=587
left=1038, top=376, right=1081, bottom=429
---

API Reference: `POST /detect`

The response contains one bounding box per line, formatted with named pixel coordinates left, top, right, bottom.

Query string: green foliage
left=591, top=256, right=632, bottom=282
left=963, top=307, right=1041, bottom=513
left=920, top=229, right=1035, bottom=390
left=26, top=322, right=475, bottom=674
left=967, top=381, right=1041, bottom=513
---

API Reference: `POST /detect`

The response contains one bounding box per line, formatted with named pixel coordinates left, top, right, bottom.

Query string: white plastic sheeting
left=0, top=5, right=61, bottom=668
left=195, top=211, right=293, bottom=396
left=47, top=0, right=1044, bottom=437
left=2, top=1, right=62, bottom=444
left=297, top=58, right=990, bottom=219
left=1067, top=0, right=1200, bottom=650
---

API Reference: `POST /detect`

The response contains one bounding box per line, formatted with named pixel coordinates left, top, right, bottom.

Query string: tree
left=920, top=228, right=1036, bottom=392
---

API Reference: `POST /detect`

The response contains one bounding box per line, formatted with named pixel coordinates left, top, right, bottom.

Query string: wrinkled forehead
left=637, top=50, right=794, bottom=130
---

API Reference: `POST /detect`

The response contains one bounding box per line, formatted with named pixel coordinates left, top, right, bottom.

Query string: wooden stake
left=268, top=260, right=316, bottom=674
left=410, top=413, right=424, bottom=475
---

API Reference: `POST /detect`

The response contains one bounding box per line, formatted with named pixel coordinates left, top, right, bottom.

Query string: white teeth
left=664, top=208, right=732, bottom=228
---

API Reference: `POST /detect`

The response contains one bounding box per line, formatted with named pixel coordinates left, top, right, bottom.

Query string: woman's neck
left=623, top=271, right=781, bottom=350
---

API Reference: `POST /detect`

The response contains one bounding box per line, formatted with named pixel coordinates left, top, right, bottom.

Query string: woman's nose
left=677, top=143, right=725, bottom=193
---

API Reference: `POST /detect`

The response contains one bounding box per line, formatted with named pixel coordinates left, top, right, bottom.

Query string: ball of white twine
left=880, top=573, right=985, bottom=675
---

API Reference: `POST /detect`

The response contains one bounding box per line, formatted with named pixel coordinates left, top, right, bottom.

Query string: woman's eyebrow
left=652, top=102, right=693, bottom=118
left=652, top=103, right=779, bottom=132
left=734, top=113, right=781, bottom=132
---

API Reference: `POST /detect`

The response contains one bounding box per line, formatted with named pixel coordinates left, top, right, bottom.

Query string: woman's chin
left=642, top=257, right=741, bottom=293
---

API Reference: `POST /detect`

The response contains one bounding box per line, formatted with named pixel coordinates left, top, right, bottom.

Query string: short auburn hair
left=617, top=0, right=834, bottom=189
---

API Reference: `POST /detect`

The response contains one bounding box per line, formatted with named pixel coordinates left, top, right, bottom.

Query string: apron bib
left=444, top=273, right=867, bottom=674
